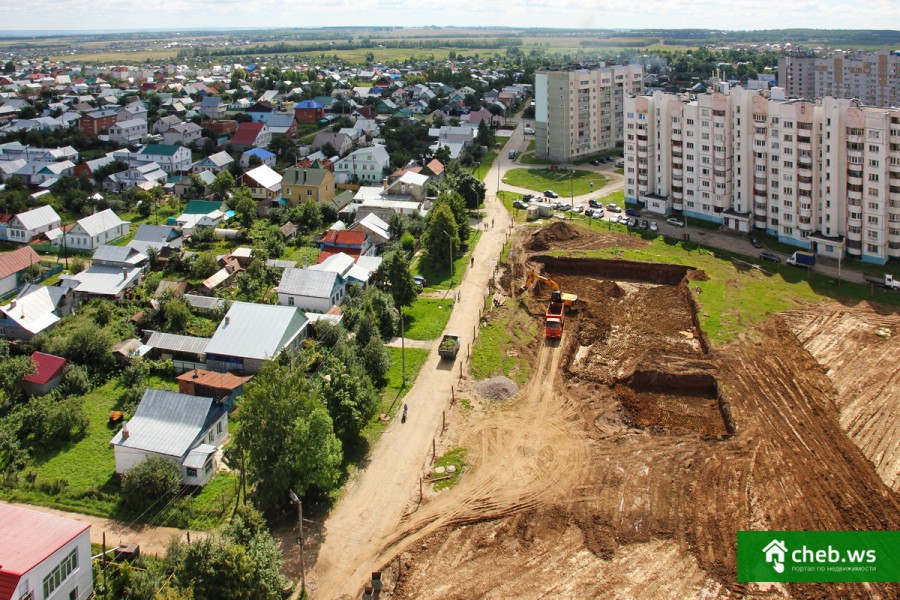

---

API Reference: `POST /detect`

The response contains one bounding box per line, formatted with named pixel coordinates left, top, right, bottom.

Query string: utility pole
left=290, top=491, right=306, bottom=595
left=396, top=307, right=406, bottom=385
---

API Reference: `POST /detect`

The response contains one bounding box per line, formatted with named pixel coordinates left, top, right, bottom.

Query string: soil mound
left=473, top=376, right=519, bottom=400
left=525, top=222, right=581, bottom=251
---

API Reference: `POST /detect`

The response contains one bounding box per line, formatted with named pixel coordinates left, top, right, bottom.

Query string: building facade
left=624, top=86, right=900, bottom=264
left=779, top=50, right=900, bottom=107
left=533, top=64, right=643, bottom=162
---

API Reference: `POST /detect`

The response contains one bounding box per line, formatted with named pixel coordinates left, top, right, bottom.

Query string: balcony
left=754, top=182, right=767, bottom=194
left=754, top=217, right=768, bottom=229
left=799, top=207, right=812, bottom=219
left=799, top=181, right=812, bottom=192
left=754, top=132, right=767, bottom=144
left=672, top=168, right=682, bottom=177
left=891, top=191, right=900, bottom=203
left=848, top=215, right=862, bottom=228
left=846, top=229, right=862, bottom=242
left=672, top=190, right=683, bottom=200
left=754, top=204, right=767, bottom=217
left=638, top=184, right=649, bottom=194
left=754, top=155, right=767, bottom=167
left=848, top=175, right=863, bottom=186
left=848, top=190, right=862, bottom=201
left=671, top=131, right=682, bottom=141
left=847, top=148, right=863, bottom=161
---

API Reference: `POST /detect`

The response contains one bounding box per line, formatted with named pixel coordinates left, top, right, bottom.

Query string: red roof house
left=0, top=504, right=92, bottom=600
left=22, top=352, right=68, bottom=396
left=317, top=230, right=373, bottom=263
left=229, top=122, right=270, bottom=150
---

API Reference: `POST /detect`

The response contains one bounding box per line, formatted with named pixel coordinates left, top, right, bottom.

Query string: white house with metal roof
left=64, top=208, right=129, bottom=250
left=6, top=205, right=61, bottom=243
left=59, top=264, right=143, bottom=299
left=333, top=145, right=390, bottom=184
left=192, top=150, right=234, bottom=174
left=135, top=144, right=192, bottom=174
left=205, top=301, right=308, bottom=374
left=276, top=267, right=347, bottom=313
left=109, top=389, right=227, bottom=486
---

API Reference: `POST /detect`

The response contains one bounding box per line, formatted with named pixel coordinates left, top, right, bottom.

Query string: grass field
left=503, top=168, right=608, bottom=197
left=470, top=298, right=539, bottom=385
left=474, top=151, right=498, bottom=182
left=519, top=153, right=555, bottom=165
left=413, top=229, right=481, bottom=289
left=403, top=298, right=454, bottom=340
left=432, top=448, right=467, bottom=491
left=363, top=347, right=429, bottom=442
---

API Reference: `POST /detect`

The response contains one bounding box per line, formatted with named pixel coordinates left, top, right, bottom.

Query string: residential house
left=239, top=165, right=282, bottom=215
left=245, top=101, right=277, bottom=123
left=240, top=147, right=276, bottom=168
left=199, top=96, right=226, bottom=120
left=127, top=224, right=182, bottom=257
left=333, top=145, right=390, bottom=184
left=73, top=153, right=116, bottom=180
left=318, top=229, right=374, bottom=263
left=91, top=244, right=147, bottom=269
left=230, top=122, right=270, bottom=150
left=0, top=504, right=93, bottom=600
left=383, top=171, right=429, bottom=202
left=312, top=251, right=382, bottom=286
left=0, top=245, right=41, bottom=296
left=22, top=352, right=67, bottom=396
left=109, top=389, right=228, bottom=487
left=266, top=113, right=296, bottom=139
left=429, top=125, right=476, bottom=159
left=295, top=100, right=324, bottom=123
left=119, top=101, right=148, bottom=122
left=64, top=208, right=129, bottom=250
left=108, top=119, right=148, bottom=145
left=276, top=267, right=347, bottom=312
left=281, top=167, right=334, bottom=206
left=170, top=169, right=215, bottom=197
left=6, top=205, right=61, bottom=244
left=205, top=301, right=309, bottom=374
left=152, top=114, right=182, bottom=134
left=421, top=158, right=445, bottom=179
left=80, top=108, right=118, bottom=136
left=103, top=162, right=167, bottom=192
left=176, top=369, right=252, bottom=413
left=0, top=283, right=73, bottom=341
left=192, top=150, right=234, bottom=174
left=144, top=331, right=209, bottom=372
left=175, top=199, right=227, bottom=234
left=349, top=212, right=391, bottom=246
left=136, top=144, right=192, bottom=174
left=60, top=263, right=143, bottom=299
left=162, top=122, right=202, bottom=146
left=310, top=132, right=352, bottom=157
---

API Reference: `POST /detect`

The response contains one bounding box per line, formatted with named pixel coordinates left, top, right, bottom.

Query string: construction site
left=367, top=222, right=900, bottom=599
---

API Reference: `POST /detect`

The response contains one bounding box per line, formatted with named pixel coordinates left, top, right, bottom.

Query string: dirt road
left=0, top=500, right=204, bottom=554
left=307, top=127, right=625, bottom=598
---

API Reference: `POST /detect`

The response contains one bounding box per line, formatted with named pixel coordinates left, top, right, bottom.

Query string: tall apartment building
left=533, top=64, right=643, bottom=163
left=624, top=86, right=900, bottom=265
left=779, top=50, right=900, bottom=107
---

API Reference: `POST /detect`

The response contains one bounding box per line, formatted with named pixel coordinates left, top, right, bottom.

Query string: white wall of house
left=277, top=292, right=334, bottom=313
left=0, top=272, right=18, bottom=296
left=9, top=529, right=92, bottom=600
left=65, top=222, right=129, bottom=250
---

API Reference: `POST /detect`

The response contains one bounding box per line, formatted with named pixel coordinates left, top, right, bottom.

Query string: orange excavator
left=520, top=270, right=578, bottom=307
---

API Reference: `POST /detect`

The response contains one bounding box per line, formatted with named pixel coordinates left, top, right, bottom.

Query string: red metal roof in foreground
left=0, top=504, right=89, bottom=580
left=23, top=352, right=68, bottom=386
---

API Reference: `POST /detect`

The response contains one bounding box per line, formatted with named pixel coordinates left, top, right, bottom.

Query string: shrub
left=121, top=456, right=182, bottom=511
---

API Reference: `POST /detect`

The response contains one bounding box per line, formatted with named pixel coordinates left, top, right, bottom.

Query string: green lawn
left=474, top=151, right=498, bottom=182
left=432, top=448, right=467, bottom=491
left=499, top=191, right=529, bottom=223
left=402, top=298, right=454, bottom=340
left=470, top=298, right=539, bottom=385
left=527, top=140, right=536, bottom=152
left=494, top=135, right=510, bottom=148
left=561, top=232, right=900, bottom=344
left=519, top=152, right=554, bottom=165
left=281, top=244, right=320, bottom=266
left=413, top=229, right=481, bottom=289
left=503, top=168, right=607, bottom=197
left=362, top=347, right=429, bottom=443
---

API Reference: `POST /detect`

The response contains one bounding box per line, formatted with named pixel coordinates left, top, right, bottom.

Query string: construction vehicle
left=520, top=270, right=578, bottom=307
left=545, top=300, right=565, bottom=339
left=438, top=334, right=461, bottom=359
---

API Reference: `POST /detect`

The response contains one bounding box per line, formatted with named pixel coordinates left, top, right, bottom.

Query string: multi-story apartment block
left=624, top=86, right=900, bottom=265
left=779, top=50, right=900, bottom=107
left=534, top=64, right=643, bottom=163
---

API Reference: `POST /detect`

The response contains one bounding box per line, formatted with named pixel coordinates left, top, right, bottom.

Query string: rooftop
left=205, top=301, right=308, bottom=361
left=0, top=504, right=89, bottom=577
left=23, top=352, right=67, bottom=386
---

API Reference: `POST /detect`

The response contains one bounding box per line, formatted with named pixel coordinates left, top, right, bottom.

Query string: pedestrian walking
left=457, top=289, right=461, bottom=302
left=471, top=256, right=474, bottom=267
left=492, top=218, right=494, bottom=228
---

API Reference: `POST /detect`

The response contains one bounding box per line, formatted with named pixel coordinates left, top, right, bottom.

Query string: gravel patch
left=473, top=376, right=519, bottom=401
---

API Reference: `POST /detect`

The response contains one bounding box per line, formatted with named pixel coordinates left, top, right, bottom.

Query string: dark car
left=543, top=190, right=559, bottom=199
left=512, top=200, right=528, bottom=209
left=522, top=193, right=535, bottom=202
left=413, top=275, right=427, bottom=287
left=625, top=208, right=641, bottom=217
left=626, top=217, right=638, bottom=228
left=588, top=198, right=601, bottom=208
left=759, top=251, right=781, bottom=263
left=604, top=156, right=615, bottom=163
left=639, top=219, right=650, bottom=230
left=589, top=159, right=601, bottom=166
left=749, top=237, right=763, bottom=248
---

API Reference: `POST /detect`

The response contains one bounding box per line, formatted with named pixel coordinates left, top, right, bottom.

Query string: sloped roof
left=0, top=504, right=89, bottom=582
left=12, top=204, right=60, bottom=231
left=139, top=144, right=182, bottom=157
left=199, top=150, right=233, bottom=167
left=278, top=266, right=342, bottom=299
left=205, top=301, right=308, bottom=361
left=183, top=444, right=217, bottom=469
left=243, top=165, right=282, bottom=190
left=0, top=245, right=40, bottom=280
left=74, top=208, right=125, bottom=237
left=0, top=285, right=61, bottom=335
left=310, top=252, right=355, bottom=278
left=321, top=229, right=366, bottom=246
left=183, top=200, right=225, bottom=215
left=146, top=331, right=210, bottom=355
left=231, top=122, right=266, bottom=146
left=23, top=352, right=67, bottom=385
left=132, top=224, right=180, bottom=243
left=110, top=389, right=223, bottom=458
left=92, top=244, right=143, bottom=264
left=282, top=167, right=330, bottom=187
left=354, top=212, right=391, bottom=240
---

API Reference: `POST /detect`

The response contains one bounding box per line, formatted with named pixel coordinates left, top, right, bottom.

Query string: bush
left=70, top=256, right=87, bottom=274
left=121, top=456, right=182, bottom=511
left=61, top=363, right=91, bottom=396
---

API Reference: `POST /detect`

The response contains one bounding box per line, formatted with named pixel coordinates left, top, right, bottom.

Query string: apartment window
left=868, top=145, right=880, bottom=153
left=784, top=134, right=793, bottom=142
left=868, top=216, right=879, bottom=225
left=868, top=191, right=880, bottom=199
left=208, top=430, right=214, bottom=443
left=869, top=174, right=880, bottom=182
left=686, top=119, right=694, bottom=125
left=867, top=244, right=880, bottom=253
left=43, top=549, right=78, bottom=599
left=868, top=230, right=879, bottom=241
left=869, top=159, right=880, bottom=168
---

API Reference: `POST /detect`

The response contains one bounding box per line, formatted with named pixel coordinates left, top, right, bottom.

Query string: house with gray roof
left=64, top=208, right=129, bottom=250
left=6, top=205, right=61, bottom=243
left=91, top=244, right=147, bottom=269
left=0, top=283, right=74, bottom=340
left=59, top=264, right=143, bottom=299
left=126, top=224, right=182, bottom=256
left=109, top=389, right=227, bottom=486
left=205, top=301, right=308, bottom=374
left=191, top=151, right=234, bottom=174
left=276, top=267, right=347, bottom=313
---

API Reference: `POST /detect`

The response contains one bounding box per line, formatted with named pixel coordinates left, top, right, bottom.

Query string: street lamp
left=570, top=168, right=575, bottom=209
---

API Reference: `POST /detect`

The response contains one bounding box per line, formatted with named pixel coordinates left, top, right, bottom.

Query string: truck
left=786, top=251, right=816, bottom=268
left=863, top=273, right=900, bottom=290
left=438, top=334, right=461, bottom=359
left=520, top=270, right=578, bottom=307
left=545, top=301, right=565, bottom=339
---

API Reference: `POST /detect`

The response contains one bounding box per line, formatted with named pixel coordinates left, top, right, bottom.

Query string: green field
left=470, top=298, right=539, bottom=385
left=503, top=168, right=607, bottom=197
left=402, top=298, right=454, bottom=340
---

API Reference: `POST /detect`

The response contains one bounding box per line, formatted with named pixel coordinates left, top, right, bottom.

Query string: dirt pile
left=524, top=221, right=582, bottom=251
left=472, top=376, right=519, bottom=400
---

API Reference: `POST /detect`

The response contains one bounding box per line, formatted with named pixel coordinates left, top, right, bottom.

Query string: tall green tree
left=229, top=185, right=257, bottom=228
left=234, top=362, right=342, bottom=514
left=422, top=203, right=460, bottom=271
left=380, top=251, right=417, bottom=311
left=318, top=356, right=378, bottom=445
left=211, top=170, right=235, bottom=199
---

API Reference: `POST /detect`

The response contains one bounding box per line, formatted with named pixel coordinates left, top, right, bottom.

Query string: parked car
left=588, top=198, right=601, bottom=208
left=572, top=205, right=584, bottom=213
left=544, top=190, right=559, bottom=199
left=639, top=219, right=650, bottom=230
left=666, top=217, right=685, bottom=227
left=625, top=208, right=641, bottom=217
left=591, top=208, right=604, bottom=218
left=627, top=217, right=638, bottom=228
left=584, top=208, right=594, bottom=217
left=749, top=236, right=763, bottom=248
left=524, top=126, right=535, bottom=135
left=513, top=200, right=528, bottom=209
left=522, top=193, right=535, bottom=202
left=589, top=159, right=601, bottom=166
left=649, top=221, right=659, bottom=232
left=606, top=204, right=622, bottom=213
left=413, top=275, right=427, bottom=287
left=615, top=160, right=625, bottom=168
left=759, top=251, right=781, bottom=263
left=604, top=156, right=615, bottom=163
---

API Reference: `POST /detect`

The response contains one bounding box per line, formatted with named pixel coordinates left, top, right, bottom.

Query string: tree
left=188, top=173, right=207, bottom=199
left=192, top=253, right=219, bottom=279
left=380, top=251, right=417, bottom=310
left=211, top=170, right=235, bottom=199
left=121, top=456, right=181, bottom=510
left=360, top=337, right=390, bottom=384
left=2, top=61, right=14, bottom=74
left=319, top=356, right=378, bottom=446
left=0, top=342, right=35, bottom=412
left=234, top=362, right=342, bottom=514
left=159, top=294, right=192, bottom=332
left=229, top=186, right=257, bottom=228
left=433, top=144, right=451, bottom=165
left=422, top=203, right=460, bottom=270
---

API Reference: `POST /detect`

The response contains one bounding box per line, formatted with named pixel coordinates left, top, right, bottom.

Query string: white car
left=572, top=205, right=584, bottom=214
left=524, top=126, right=535, bottom=135
left=649, top=221, right=659, bottom=232
left=666, top=217, right=685, bottom=227
left=591, top=208, right=604, bottom=218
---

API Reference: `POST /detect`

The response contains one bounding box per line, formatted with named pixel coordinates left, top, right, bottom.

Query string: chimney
left=122, top=425, right=129, bottom=440
left=122, top=265, right=128, bottom=281
left=193, top=368, right=199, bottom=379
left=224, top=316, right=230, bottom=326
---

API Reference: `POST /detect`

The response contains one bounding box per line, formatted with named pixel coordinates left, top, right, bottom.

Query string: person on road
left=402, top=404, right=408, bottom=423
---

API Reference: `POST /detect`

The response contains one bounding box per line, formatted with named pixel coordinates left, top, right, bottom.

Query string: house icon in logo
left=763, top=539, right=788, bottom=573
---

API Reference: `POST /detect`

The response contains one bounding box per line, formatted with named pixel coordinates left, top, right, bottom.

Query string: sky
left=1, top=0, right=899, bottom=32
